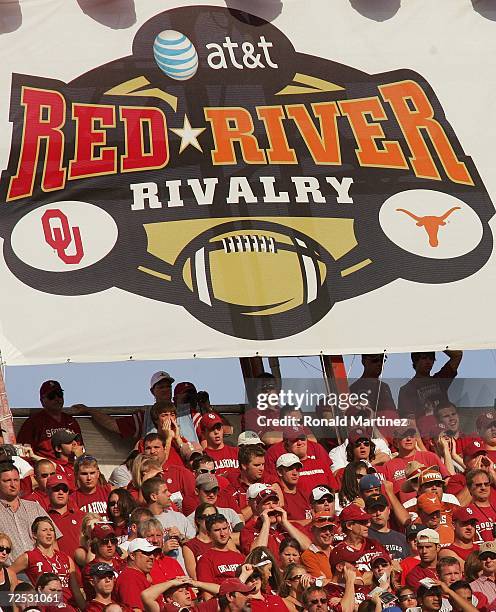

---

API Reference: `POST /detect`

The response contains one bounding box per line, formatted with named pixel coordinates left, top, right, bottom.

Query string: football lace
left=221, top=235, right=277, bottom=254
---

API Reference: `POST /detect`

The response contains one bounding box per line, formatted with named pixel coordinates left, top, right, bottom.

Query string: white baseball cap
left=238, top=431, right=263, bottom=446
left=247, top=483, right=270, bottom=500
left=311, top=486, right=334, bottom=502
left=276, top=453, right=303, bottom=469
left=128, top=538, right=161, bottom=554
left=416, top=528, right=440, bottom=544
left=150, top=371, right=175, bottom=390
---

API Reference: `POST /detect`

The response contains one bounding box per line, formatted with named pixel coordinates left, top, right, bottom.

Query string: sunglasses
left=0, top=546, right=11, bottom=554
left=399, top=594, right=416, bottom=602
left=199, top=513, right=217, bottom=520
left=100, top=537, right=118, bottom=545
left=481, top=553, right=496, bottom=560
left=108, top=500, right=120, bottom=507
left=309, top=598, right=327, bottom=605
left=51, top=485, right=69, bottom=493
left=354, top=439, right=370, bottom=447
left=198, top=468, right=216, bottom=474
left=139, top=549, right=159, bottom=557
left=399, top=430, right=417, bottom=439
left=353, top=520, right=370, bottom=526
left=204, top=487, right=219, bottom=495
left=40, top=472, right=56, bottom=478
left=473, top=482, right=490, bottom=488
left=290, top=575, right=303, bottom=581
left=46, top=390, right=63, bottom=400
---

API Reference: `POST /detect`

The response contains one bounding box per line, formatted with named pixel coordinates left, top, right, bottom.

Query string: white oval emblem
left=11, top=201, right=118, bottom=272
left=379, top=190, right=483, bottom=259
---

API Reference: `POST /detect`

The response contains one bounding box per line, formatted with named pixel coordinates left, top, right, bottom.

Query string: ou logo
left=10, top=200, right=118, bottom=272
left=42, top=209, right=84, bottom=264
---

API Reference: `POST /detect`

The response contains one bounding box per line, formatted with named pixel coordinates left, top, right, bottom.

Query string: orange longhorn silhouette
left=396, top=206, right=461, bottom=247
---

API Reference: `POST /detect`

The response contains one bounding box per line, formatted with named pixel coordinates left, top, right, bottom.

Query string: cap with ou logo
left=238, top=431, right=264, bottom=446
left=416, top=528, right=440, bottom=544
left=276, top=453, right=303, bottom=469
left=91, top=523, right=116, bottom=540
left=479, top=540, right=496, bottom=556
left=476, top=411, right=496, bottom=431
left=339, top=503, right=371, bottom=523
left=199, top=412, right=224, bottom=430
left=417, top=493, right=443, bottom=514
left=463, top=440, right=486, bottom=462
left=254, top=487, right=279, bottom=509
left=310, top=486, right=334, bottom=503
left=46, top=474, right=70, bottom=489
left=329, top=543, right=359, bottom=568
left=247, top=483, right=269, bottom=500
left=149, top=371, right=174, bottom=390
left=453, top=506, right=477, bottom=523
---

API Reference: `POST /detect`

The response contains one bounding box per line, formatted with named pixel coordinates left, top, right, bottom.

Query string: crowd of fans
left=1, top=350, right=496, bottom=612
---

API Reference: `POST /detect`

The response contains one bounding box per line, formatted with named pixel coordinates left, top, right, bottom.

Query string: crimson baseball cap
left=200, top=412, right=224, bottom=430
left=218, top=578, right=256, bottom=596
left=453, top=506, right=477, bottom=523
left=283, top=426, right=307, bottom=442
left=369, top=551, right=392, bottom=566
left=329, top=544, right=358, bottom=568
left=463, top=440, right=486, bottom=462
left=173, top=381, right=197, bottom=398
left=476, top=411, right=496, bottom=431
left=339, top=503, right=371, bottom=523
left=349, top=428, right=372, bottom=443
left=255, top=487, right=279, bottom=509
left=91, top=523, right=116, bottom=540
left=46, top=474, right=70, bottom=489
left=40, top=380, right=62, bottom=399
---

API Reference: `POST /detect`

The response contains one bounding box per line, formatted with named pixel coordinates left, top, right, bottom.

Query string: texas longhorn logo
left=0, top=5, right=493, bottom=340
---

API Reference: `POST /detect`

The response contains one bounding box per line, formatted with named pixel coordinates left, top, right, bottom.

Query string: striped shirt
left=0, top=498, right=62, bottom=560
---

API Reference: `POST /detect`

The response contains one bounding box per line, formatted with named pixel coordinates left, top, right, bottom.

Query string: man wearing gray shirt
left=142, top=475, right=195, bottom=572
left=0, top=461, right=61, bottom=561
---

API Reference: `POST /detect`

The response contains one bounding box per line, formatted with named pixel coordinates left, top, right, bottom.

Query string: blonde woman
left=73, top=512, right=101, bottom=568
left=127, top=455, right=162, bottom=505
left=0, top=532, right=17, bottom=604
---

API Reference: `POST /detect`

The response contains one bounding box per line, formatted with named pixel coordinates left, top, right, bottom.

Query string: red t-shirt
left=74, top=484, right=112, bottom=515
left=161, top=464, right=201, bottom=516
left=377, top=450, right=449, bottom=493
left=48, top=506, right=85, bottom=557
left=26, top=548, right=72, bottom=603
left=183, top=537, right=212, bottom=559
left=467, top=501, right=496, bottom=543
left=445, top=542, right=479, bottom=561
left=17, top=409, right=83, bottom=460
left=217, top=472, right=249, bottom=513
left=250, top=594, right=290, bottom=612
left=239, top=519, right=289, bottom=561
left=150, top=553, right=185, bottom=584
left=25, top=489, right=50, bottom=510
left=281, top=487, right=312, bottom=521
left=325, top=582, right=371, bottom=609
left=196, top=548, right=244, bottom=584
left=116, top=411, right=145, bottom=440
left=115, top=566, right=157, bottom=609
left=405, top=565, right=438, bottom=590
left=265, top=440, right=338, bottom=497
left=203, top=445, right=239, bottom=476
left=332, top=538, right=388, bottom=572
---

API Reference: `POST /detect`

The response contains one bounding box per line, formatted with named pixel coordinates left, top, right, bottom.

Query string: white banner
left=0, top=0, right=495, bottom=364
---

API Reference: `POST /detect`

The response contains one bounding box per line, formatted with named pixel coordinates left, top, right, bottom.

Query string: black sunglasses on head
left=51, top=485, right=69, bottom=493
